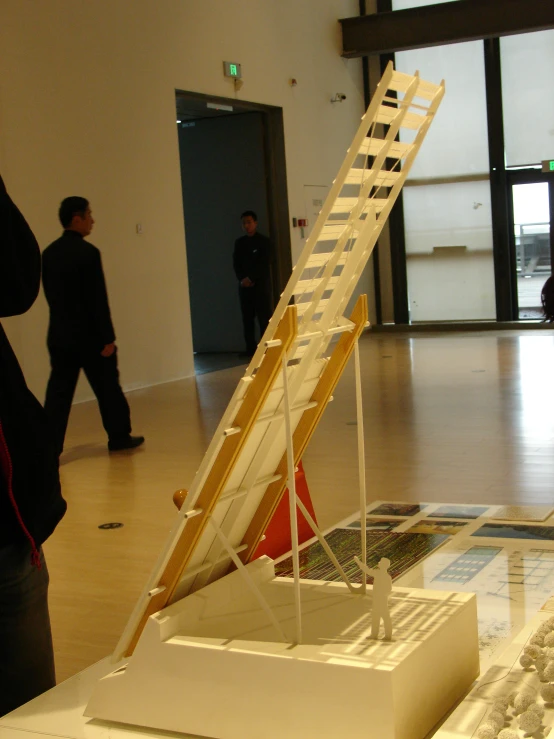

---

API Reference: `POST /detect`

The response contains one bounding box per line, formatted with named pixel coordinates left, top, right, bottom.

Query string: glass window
left=392, top=0, right=457, bottom=9
left=501, top=30, right=554, bottom=167
left=404, top=181, right=496, bottom=321
left=512, top=183, right=551, bottom=319
left=395, top=42, right=489, bottom=178
left=394, top=42, right=495, bottom=321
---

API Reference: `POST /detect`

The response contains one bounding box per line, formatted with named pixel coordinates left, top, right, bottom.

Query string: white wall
left=0, top=0, right=366, bottom=401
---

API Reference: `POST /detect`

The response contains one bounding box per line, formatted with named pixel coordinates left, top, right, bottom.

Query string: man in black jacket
left=42, top=197, right=144, bottom=454
left=233, top=210, right=272, bottom=357
left=0, top=174, right=67, bottom=715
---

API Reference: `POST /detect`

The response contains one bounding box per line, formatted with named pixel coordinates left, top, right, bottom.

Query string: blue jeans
left=0, top=543, right=55, bottom=716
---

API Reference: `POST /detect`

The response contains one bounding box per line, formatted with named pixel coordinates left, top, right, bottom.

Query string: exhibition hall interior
left=1, top=1, right=554, bottom=738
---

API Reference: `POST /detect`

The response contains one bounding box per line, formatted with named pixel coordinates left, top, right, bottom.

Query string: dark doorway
left=507, top=169, right=554, bottom=320
left=175, top=92, right=292, bottom=374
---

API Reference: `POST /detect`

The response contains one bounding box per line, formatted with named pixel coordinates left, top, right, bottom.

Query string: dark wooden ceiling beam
left=340, top=0, right=554, bottom=58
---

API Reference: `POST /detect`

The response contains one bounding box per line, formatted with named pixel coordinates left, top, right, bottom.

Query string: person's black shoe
left=108, top=435, right=145, bottom=452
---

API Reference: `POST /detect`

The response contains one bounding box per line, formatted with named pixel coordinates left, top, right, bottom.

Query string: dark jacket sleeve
left=0, top=175, right=41, bottom=318
left=89, top=247, right=116, bottom=345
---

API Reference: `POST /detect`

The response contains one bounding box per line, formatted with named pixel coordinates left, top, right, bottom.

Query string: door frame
left=506, top=168, right=554, bottom=315
left=175, top=89, right=292, bottom=313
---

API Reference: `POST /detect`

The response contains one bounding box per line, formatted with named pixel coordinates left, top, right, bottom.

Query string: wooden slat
left=345, top=169, right=400, bottom=187
left=304, top=253, right=348, bottom=269
left=238, top=294, right=369, bottom=565
left=318, top=223, right=353, bottom=241
left=293, top=276, right=340, bottom=295
left=376, top=104, right=426, bottom=129
left=358, top=138, right=412, bottom=159
left=389, top=70, right=439, bottom=101
left=331, top=198, right=387, bottom=213
left=296, top=299, right=330, bottom=316
left=123, top=306, right=298, bottom=656
left=330, top=197, right=387, bottom=215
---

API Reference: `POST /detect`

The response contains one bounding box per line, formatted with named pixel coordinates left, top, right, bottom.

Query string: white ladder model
left=115, top=61, right=445, bottom=659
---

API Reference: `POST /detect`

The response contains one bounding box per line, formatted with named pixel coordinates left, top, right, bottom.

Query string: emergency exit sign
left=542, top=160, right=554, bottom=172
left=223, top=61, right=242, bottom=79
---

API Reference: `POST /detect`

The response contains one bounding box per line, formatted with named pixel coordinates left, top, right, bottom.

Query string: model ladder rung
left=329, top=197, right=387, bottom=216
left=294, top=318, right=355, bottom=344
left=318, top=223, right=357, bottom=241
left=218, top=473, right=283, bottom=505
left=304, top=253, right=348, bottom=269
left=296, top=299, right=329, bottom=316
left=376, top=104, right=426, bottom=130
left=293, top=276, right=340, bottom=295
left=344, top=169, right=400, bottom=187
left=389, top=70, right=439, bottom=101
left=292, top=343, right=309, bottom=359
left=357, top=138, right=412, bottom=159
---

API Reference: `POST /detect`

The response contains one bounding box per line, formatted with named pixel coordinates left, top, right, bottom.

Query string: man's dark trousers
left=239, top=284, right=272, bottom=354
left=44, top=345, right=131, bottom=454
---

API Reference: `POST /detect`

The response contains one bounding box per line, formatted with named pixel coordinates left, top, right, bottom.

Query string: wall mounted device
left=223, top=61, right=242, bottom=79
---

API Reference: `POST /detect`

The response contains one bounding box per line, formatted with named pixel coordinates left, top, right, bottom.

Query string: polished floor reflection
left=44, top=329, right=554, bottom=681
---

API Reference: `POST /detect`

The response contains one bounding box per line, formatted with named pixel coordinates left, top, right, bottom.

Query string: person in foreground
left=42, top=197, right=144, bottom=454
left=0, top=174, right=67, bottom=716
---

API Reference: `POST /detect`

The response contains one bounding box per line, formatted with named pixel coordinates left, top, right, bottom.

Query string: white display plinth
left=86, top=558, right=479, bottom=739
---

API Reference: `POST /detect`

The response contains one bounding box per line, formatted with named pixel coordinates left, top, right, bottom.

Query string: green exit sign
left=223, top=61, right=242, bottom=79
left=542, top=160, right=554, bottom=172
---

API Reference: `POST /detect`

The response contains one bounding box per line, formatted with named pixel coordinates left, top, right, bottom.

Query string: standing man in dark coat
left=0, top=174, right=67, bottom=715
left=42, top=197, right=144, bottom=454
left=233, top=210, right=272, bottom=357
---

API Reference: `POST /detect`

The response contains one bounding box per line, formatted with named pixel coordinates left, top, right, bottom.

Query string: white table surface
left=0, top=658, right=206, bottom=739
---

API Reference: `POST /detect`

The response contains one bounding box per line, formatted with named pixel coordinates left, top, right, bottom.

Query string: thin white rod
left=207, top=516, right=287, bottom=643
left=182, top=508, right=203, bottom=520
left=217, top=473, right=282, bottom=505
left=282, top=355, right=302, bottom=645
left=294, top=495, right=357, bottom=594
left=179, top=544, right=248, bottom=581
left=354, top=339, right=367, bottom=594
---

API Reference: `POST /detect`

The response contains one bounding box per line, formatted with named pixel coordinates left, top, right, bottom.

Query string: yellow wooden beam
left=239, top=294, right=369, bottom=565
left=124, top=306, right=298, bottom=656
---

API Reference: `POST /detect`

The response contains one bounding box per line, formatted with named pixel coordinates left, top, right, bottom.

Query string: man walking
left=42, top=197, right=144, bottom=454
left=233, top=210, right=272, bottom=357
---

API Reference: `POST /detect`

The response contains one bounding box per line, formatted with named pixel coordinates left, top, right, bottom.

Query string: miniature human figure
left=42, top=197, right=144, bottom=454
left=354, top=556, right=393, bottom=640
left=232, top=210, right=272, bottom=358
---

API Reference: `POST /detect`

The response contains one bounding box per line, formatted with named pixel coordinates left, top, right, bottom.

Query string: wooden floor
left=44, top=328, right=554, bottom=682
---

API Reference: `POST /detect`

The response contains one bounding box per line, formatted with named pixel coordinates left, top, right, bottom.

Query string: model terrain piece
left=86, top=558, right=479, bottom=739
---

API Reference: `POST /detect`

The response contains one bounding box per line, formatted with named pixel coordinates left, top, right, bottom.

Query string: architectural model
left=85, top=64, right=474, bottom=739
